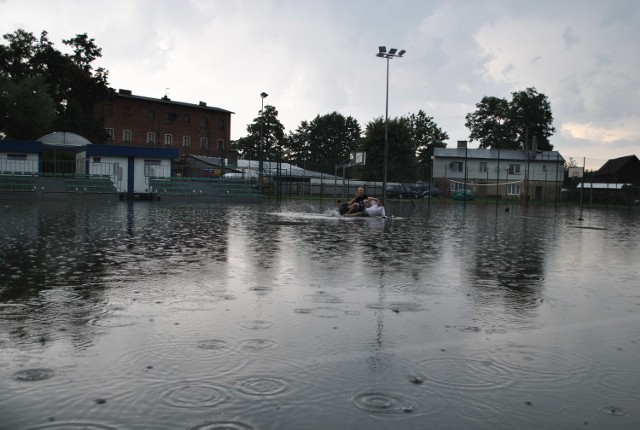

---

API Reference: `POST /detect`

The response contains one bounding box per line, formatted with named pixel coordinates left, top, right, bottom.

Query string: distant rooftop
left=115, top=89, right=234, bottom=114
left=188, top=154, right=337, bottom=179
left=434, top=147, right=564, bottom=162
left=37, top=131, right=92, bottom=147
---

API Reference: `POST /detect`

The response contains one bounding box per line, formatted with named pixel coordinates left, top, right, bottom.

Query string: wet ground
left=0, top=199, right=639, bottom=429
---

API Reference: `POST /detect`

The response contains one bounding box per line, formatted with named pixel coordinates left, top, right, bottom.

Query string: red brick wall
left=98, top=93, right=232, bottom=158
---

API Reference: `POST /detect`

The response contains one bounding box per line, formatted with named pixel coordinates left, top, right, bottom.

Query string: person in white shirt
left=346, top=197, right=386, bottom=217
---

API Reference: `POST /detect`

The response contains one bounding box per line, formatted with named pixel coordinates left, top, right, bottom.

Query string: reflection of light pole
left=430, top=156, right=435, bottom=191
left=543, top=165, right=547, bottom=202
left=428, top=155, right=435, bottom=210
left=505, top=166, right=510, bottom=198
left=259, top=92, right=268, bottom=189
left=376, top=46, right=405, bottom=200
left=220, top=139, right=225, bottom=175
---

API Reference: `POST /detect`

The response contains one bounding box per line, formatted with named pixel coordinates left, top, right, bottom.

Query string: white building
left=433, top=142, right=565, bottom=201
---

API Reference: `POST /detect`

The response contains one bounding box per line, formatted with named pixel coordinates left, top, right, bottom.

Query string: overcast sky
left=2, top=0, right=639, bottom=167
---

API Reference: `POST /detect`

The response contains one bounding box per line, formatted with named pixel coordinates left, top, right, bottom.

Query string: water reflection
left=1, top=200, right=639, bottom=429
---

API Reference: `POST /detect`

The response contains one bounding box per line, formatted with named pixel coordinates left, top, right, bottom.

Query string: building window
left=106, top=128, right=114, bottom=141
left=200, top=117, right=208, bottom=127
left=92, top=156, right=101, bottom=163
left=219, top=118, right=226, bottom=130
left=164, top=134, right=173, bottom=146
left=147, top=132, right=156, bottom=146
left=449, top=161, right=463, bottom=172
left=508, top=164, right=521, bottom=175
left=123, top=106, right=131, bottom=120
left=183, top=136, right=191, bottom=147
left=479, top=162, right=487, bottom=173
left=201, top=137, right=209, bottom=148
left=148, top=109, right=155, bottom=122
left=123, top=130, right=132, bottom=142
left=7, top=153, right=27, bottom=160
left=507, top=183, right=520, bottom=196
left=144, top=159, right=161, bottom=177
left=451, top=182, right=469, bottom=192
left=167, top=112, right=177, bottom=122
left=184, top=114, right=191, bottom=126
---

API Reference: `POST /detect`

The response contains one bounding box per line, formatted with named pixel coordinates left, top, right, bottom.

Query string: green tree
left=287, top=112, right=361, bottom=174
left=465, top=87, right=555, bottom=151
left=509, top=87, right=555, bottom=151
left=0, top=29, right=111, bottom=141
left=464, top=96, right=513, bottom=150
left=0, top=75, right=56, bottom=139
left=360, top=116, right=416, bottom=183
left=287, top=120, right=312, bottom=169
left=233, top=105, right=286, bottom=161
left=409, top=110, right=449, bottom=181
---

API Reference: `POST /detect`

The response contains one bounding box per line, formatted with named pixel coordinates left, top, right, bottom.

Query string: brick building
left=97, top=89, right=233, bottom=158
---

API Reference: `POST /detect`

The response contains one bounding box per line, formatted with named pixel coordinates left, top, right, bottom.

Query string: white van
left=223, top=172, right=258, bottom=181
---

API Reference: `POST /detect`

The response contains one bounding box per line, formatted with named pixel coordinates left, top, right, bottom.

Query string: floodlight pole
left=259, top=92, right=268, bottom=190
left=376, top=46, right=405, bottom=200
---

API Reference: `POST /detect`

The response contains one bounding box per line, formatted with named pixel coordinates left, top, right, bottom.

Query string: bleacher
left=149, top=177, right=262, bottom=199
left=65, top=174, right=117, bottom=194
left=149, top=177, right=196, bottom=196
left=0, top=174, right=36, bottom=193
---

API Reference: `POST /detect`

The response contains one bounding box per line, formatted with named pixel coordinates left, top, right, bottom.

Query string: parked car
left=453, top=189, right=476, bottom=201
left=415, top=185, right=441, bottom=198
left=386, top=184, right=418, bottom=199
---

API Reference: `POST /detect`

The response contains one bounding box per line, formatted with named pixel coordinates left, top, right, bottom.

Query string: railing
left=0, top=158, right=39, bottom=175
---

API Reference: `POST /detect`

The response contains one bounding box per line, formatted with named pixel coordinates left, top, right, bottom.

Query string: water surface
left=1, top=199, right=639, bottom=429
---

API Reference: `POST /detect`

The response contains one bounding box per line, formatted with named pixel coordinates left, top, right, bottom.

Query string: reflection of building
left=433, top=142, right=565, bottom=201
left=97, top=89, right=233, bottom=158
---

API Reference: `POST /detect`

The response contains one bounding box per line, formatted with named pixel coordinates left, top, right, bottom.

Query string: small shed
left=0, top=140, right=43, bottom=174
left=77, top=145, right=179, bottom=194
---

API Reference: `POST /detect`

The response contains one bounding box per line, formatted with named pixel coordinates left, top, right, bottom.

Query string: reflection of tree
left=466, top=214, right=547, bottom=322
left=0, top=201, right=230, bottom=353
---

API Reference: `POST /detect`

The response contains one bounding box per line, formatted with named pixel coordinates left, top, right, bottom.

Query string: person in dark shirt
left=345, top=186, right=368, bottom=215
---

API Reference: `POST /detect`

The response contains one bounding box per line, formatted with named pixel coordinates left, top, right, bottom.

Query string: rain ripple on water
left=13, top=368, right=55, bottom=382
left=189, top=421, right=254, bottom=430
left=470, top=344, right=595, bottom=387
left=235, top=376, right=289, bottom=396
left=24, top=423, right=118, bottom=430
left=352, top=391, right=416, bottom=416
left=416, top=357, right=512, bottom=390
left=160, top=380, right=230, bottom=408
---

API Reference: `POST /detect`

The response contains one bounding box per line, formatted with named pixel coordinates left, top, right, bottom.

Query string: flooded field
left=1, top=199, right=639, bottom=429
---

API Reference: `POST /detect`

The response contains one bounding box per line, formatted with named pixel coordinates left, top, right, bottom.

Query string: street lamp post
left=376, top=46, right=405, bottom=200
left=259, top=92, right=268, bottom=190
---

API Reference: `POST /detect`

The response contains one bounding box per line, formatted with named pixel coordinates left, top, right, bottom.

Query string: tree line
left=1, top=29, right=556, bottom=183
